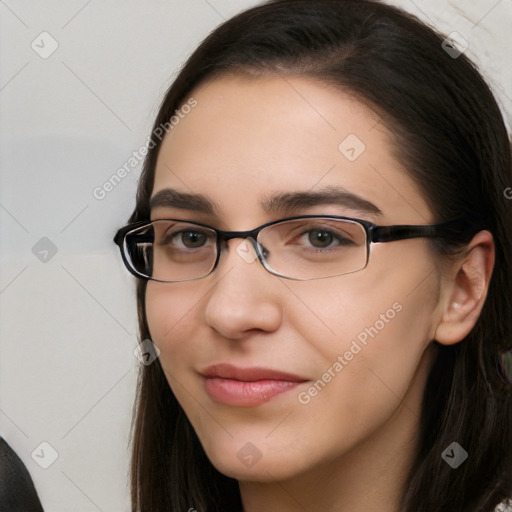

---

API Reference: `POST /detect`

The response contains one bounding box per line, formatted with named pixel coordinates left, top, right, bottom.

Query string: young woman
left=114, top=0, right=512, bottom=510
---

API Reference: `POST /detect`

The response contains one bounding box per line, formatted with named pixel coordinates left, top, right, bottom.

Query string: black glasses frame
left=113, top=214, right=478, bottom=282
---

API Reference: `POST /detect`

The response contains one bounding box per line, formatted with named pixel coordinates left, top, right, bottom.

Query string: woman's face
left=146, top=75, right=442, bottom=482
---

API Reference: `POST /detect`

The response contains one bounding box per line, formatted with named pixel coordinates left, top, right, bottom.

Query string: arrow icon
left=31, top=441, right=58, bottom=469
left=338, top=134, right=366, bottom=161
left=32, top=237, right=58, bottom=263
left=237, top=441, right=262, bottom=467
left=134, top=339, right=160, bottom=365
left=441, top=442, right=468, bottom=468
left=31, top=31, right=59, bottom=59
left=236, top=238, right=258, bottom=263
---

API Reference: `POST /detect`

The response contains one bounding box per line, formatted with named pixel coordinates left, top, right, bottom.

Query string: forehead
left=152, top=74, right=432, bottom=225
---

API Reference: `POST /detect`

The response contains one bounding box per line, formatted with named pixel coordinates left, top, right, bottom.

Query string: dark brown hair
left=124, top=1, right=512, bottom=510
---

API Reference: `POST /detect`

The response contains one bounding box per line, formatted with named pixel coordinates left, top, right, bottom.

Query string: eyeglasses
left=113, top=215, right=474, bottom=282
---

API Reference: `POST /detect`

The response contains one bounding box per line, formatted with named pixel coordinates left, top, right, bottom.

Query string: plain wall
left=1, top=1, right=511, bottom=510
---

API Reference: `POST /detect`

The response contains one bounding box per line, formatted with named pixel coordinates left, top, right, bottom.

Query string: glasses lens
left=258, top=218, right=368, bottom=279
left=124, top=220, right=217, bottom=281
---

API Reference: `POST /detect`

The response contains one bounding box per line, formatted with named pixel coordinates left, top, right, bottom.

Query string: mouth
left=200, top=363, right=310, bottom=407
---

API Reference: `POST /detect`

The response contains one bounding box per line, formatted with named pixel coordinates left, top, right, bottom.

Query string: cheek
left=284, top=280, right=437, bottom=460
left=286, top=251, right=439, bottom=408
left=144, top=282, right=209, bottom=413
left=144, top=282, right=207, bottom=377
left=145, top=282, right=200, bottom=341
left=284, top=263, right=436, bottom=361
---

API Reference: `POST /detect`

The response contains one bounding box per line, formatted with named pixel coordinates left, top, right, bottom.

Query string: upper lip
left=200, top=363, right=309, bottom=382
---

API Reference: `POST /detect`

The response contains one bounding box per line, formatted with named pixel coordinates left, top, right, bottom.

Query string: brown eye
left=308, top=229, right=334, bottom=248
left=176, top=231, right=207, bottom=248
left=159, top=229, right=210, bottom=249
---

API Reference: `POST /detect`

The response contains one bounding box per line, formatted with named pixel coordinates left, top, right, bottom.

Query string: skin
left=145, top=75, right=494, bottom=512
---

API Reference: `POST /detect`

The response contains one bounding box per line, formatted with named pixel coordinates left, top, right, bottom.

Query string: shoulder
left=0, top=437, right=44, bottom=512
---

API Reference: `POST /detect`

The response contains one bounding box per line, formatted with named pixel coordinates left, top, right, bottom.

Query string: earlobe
left=434, top=230, right=495, bottom=346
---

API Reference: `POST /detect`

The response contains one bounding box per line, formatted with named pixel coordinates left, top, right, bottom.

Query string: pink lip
left=200, top=363, right=309, bottom=407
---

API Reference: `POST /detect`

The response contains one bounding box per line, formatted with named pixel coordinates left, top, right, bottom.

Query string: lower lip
left=203, top=377, right=304, bottom=407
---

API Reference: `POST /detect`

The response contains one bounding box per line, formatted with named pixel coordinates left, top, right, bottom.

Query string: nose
left=203, top=237, right=283, bottom=339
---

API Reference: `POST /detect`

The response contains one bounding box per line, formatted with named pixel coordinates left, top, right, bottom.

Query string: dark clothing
left=0, top=437, right=44, bottom=512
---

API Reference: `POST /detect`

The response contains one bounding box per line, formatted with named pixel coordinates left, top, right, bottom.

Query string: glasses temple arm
left=370, top=219, right=484, bottom=243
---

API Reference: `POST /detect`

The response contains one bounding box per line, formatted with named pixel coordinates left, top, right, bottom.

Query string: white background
left=1, top=1, right=511, bottom=510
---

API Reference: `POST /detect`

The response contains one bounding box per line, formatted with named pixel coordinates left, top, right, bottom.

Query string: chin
left=210, top=456, right=300, bottom=482
left=200, top=437, right=313, bottom=482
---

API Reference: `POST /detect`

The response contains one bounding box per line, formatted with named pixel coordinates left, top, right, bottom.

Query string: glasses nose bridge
left=216, top=226, right=265, bottom=251
left=219, top=226, right=262, bottom=241
left=215, top=226, right=267, bottom=271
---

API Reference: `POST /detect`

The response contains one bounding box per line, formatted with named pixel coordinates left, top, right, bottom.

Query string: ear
left=434, top=230, right=495, bottom=346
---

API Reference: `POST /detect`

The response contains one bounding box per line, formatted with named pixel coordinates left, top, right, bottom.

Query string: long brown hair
left=124, top=1, right=512, bottom=510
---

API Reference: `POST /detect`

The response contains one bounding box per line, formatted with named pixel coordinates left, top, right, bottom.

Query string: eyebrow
left=149, top=186, right=383, bottom=218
